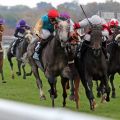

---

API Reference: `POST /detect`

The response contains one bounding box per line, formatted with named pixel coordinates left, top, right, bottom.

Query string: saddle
left=11, top=38, right=23, bottom=55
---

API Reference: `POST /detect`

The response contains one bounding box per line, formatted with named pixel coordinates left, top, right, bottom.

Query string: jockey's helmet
left=109, top=18, right=119, bottom=27
left=0, top=18, right=5, bottom=25
left=48, top=9, right=59, bottom=19
left=60, top=12, right=70, bottom=20
left=19, top=19, right=27, bottom=27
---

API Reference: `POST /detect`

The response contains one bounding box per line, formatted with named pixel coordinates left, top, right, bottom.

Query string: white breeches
left=40, top=29, right=51, bottom=39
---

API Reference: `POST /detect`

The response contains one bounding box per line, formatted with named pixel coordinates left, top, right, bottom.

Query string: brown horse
left=64, top=37, right=80, bottom=109
left=27, top=20, right=76, bottom=107
left=0, top=50, right=5, bottom=83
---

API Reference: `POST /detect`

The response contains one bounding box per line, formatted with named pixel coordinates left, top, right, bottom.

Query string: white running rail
left=0, top=99, right=111, bottom=120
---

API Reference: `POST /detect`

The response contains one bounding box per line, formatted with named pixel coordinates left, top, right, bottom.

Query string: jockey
left=105, top=18, right=119, bottom=40
left=74, top=15, right=109, bottom=59
left=33, top=9, right=59, bottom=60
left=12, top=19, right=30, bottom=54
left=0, top=18, right=5, bottom=50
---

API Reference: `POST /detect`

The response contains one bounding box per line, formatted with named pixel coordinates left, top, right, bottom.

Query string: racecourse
left=0, top=58, right=120, bottom=120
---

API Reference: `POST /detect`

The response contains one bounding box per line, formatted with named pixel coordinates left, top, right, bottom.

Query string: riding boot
left=33, top=35, right=54, bottom=60
left=78, top=40, right=90, bottom=59
left=33, top=42, right=42, bottom=60
left=12, top=39, right=20, bottom=54
left=102, top=41, right=109, bottom=60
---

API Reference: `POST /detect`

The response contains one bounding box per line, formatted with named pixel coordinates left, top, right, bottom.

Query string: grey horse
left=27, top=20, right=74, bottom=107
left=7, top=29, right=33, bottom=79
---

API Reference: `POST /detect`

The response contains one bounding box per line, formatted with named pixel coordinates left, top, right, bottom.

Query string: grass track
left=0, top=59, right=120, bottom=119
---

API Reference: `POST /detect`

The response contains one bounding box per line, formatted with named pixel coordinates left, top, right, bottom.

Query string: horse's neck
left=51, top=34, right=65, bottom=55
left=90, top=32, right=102, bottom=48
left=43, top=33, right=66, bottom=62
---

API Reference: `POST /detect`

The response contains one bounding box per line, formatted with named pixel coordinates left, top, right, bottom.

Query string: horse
left=100, top=27, right=120, bottom=98
left=0, top=48, right=5, bottom=83
left=75, top=25, right=110, bottom=110
left=27, top=20, right=76, bottom=108
left=64, top=35, right=81, bottom=109
left=7, top=29, right=33, bottom=79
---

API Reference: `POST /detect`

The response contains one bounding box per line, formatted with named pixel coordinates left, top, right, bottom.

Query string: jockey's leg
left=33, top=41, right=41, bottom=60
left=11, top=38, right=21, bottom=54
left=33, top=32, right=54, bottom=60
left=33, top=29, right=51, bottom=60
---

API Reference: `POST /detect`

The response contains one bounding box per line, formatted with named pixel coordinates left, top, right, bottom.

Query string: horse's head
left=57, top=19, right=70, bottom=47
left=90, top=25, right=102, bottom=49
left=24, top=29, right=33, bottom=44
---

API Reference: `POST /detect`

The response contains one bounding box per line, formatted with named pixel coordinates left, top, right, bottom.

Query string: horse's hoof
left=106, top=97, right=110, bottom=102
left=40, top=95, right=46, bottom=100
left=97, top=92, right=101, bottom=98
left=12, top=75, right=14, bottom=79
left=16, top=72, right=21, bottom=76
left=90, top=100, right=96, bottom=111
left=48, top=89, right=57, bottom=99
left=101, top=95, right=106, bottom=103
left=69, top=95, right=75, bottom=101
left=2, top=81, right=6, bottom=83
left=23, top=76, right=26, bottom=79
left=111, top=93, right=116, bottom=98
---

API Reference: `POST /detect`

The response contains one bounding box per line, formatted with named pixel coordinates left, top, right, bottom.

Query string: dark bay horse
left=75, top=25, right=110, bottom=110
left=105, top=28, right=120, bottom=98
left=7, top=29, right=33, bottom=79
left=27, top=20, right=75, bottom=107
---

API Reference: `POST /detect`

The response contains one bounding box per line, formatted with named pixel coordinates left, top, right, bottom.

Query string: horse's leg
left=103, top=75, right=111, bottom=102
left=47, top=75, right=56, bottom=107
left=69, top=78, right=75, bottom=101
left=16, top=60, right=22, bottom=76
left=7, top=53, right=14, bottom=79
left=1, top=69, right=6, bottom=83
left=22, top=63, right=26, bottom=79
left=81, top=76, right=95, bottom=110
left=32, top=65, right=46, bottom=100
left=74, top=75, right=80, bottom=109
left=110, top=74, right=116, bottom=98
left=96, top=81, right=101, bottom=98
left=61, top=77, right=68, bottom=107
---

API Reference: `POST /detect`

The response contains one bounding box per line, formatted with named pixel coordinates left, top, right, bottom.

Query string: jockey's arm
left=102, top=29, right=109, bottom=40
left=14, top=28, right=24, bottom=39
left=34, top=19, right=43, bottom=38
left=74, top=18, right=90, bottom=30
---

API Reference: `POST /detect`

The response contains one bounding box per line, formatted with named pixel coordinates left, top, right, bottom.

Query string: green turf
left=0, top=59, right=120, bottom=119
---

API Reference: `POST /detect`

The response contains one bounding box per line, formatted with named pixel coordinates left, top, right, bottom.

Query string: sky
left=0, top=0, right=119, bottom=8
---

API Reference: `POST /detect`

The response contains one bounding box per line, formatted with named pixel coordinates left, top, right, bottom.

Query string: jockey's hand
left=70, top=31, right=77, bottom=38
left=74, top=22, right=80, bottom=30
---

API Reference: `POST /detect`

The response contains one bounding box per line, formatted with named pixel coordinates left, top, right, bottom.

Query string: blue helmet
left=0, top=18, right=5, bottom=25
left=19, top=19, right=26, bottom=27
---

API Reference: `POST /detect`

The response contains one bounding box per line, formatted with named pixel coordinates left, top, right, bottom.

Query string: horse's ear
left=57, top=18, right=62, bottom=23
